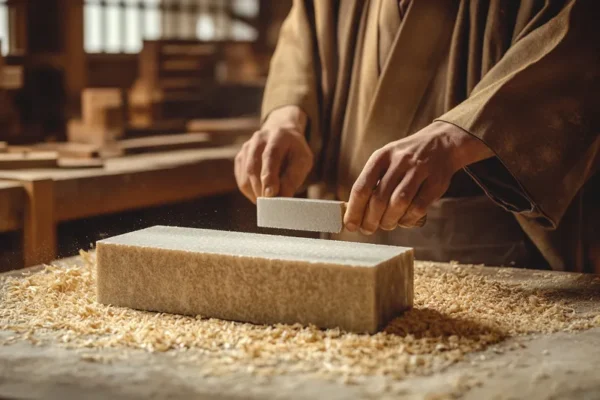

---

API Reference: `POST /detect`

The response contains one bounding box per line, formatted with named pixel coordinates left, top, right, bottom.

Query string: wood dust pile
left=1, top=252, right=598, bottom=383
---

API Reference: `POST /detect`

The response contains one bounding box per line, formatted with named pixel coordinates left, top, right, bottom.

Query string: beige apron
left=330, top=195, right=546, bottom=268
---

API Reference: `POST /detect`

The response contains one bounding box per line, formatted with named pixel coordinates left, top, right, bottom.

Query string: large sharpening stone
left=96, top=226, right=414, bottom=333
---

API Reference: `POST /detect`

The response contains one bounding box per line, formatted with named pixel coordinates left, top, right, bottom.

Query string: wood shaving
left=0, top=252, right=598, bottom=386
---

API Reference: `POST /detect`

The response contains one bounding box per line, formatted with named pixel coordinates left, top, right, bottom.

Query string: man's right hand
left=235, top=106, right=313, bottom=204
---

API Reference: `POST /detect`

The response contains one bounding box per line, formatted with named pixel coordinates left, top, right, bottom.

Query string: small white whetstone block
left=257, top=197, right=346, bottom=233
left=96, top=226, right=414, bottom=333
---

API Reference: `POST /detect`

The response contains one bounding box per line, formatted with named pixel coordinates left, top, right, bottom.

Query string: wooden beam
left=57, top=158, right=105, bottom=169
left=8, top=0, right=28, bottom=54
left=22, top=179, right=56, bottom=267
left=60, top=0, right=87, bottom=117
left=34, top=142, right=101, bottom=159
left=118, top=133, right=213, bottom=155
left=81, top=88, right=124, bottom=130
left=186, top=117, right=260, bottom=134
left=0, top=181, right=25, bottom=233
left=0, top=152, right=59, bottom=170
left=67, top=119, right=124, bottom=146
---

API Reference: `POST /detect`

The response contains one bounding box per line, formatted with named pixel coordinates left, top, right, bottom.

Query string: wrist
left=436, top=121, right=494, bottom=171
left=455, top=134, right=494, bottom=169
left=262, top=105, right=308, bottom=135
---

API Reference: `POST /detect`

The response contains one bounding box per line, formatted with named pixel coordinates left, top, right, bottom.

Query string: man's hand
left=344, top=121, right=494, bottom=234
left=235, top=106, right=313, bottom=203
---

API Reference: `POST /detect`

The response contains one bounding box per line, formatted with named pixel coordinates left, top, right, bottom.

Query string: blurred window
left=0, top=0, right=11, bottom=55
left=84, top=0, right=259, bottom=54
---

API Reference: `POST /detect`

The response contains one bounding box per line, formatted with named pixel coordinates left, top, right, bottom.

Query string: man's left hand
left=344, top=121, right=494, bottom=234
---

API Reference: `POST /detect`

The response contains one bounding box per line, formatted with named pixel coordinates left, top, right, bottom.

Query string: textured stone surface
left=257, top=197, right=346, bottom=233
left=96, top=226, right=413, bottom=333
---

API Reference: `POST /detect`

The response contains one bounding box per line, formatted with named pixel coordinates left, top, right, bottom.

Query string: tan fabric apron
left=330, top=195, right=543, bottom=268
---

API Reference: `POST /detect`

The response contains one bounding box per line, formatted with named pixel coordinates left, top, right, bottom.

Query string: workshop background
left=0, top=2, right=599, bottom=400
left=0, top=0, right=293, bottom=271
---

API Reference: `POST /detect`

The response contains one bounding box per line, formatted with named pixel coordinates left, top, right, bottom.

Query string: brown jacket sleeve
left=437, top=0, right=600, bottom=230
left=261, top=0, right=323, bottom=163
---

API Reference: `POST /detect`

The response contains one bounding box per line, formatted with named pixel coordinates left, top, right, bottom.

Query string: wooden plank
left=160, top=43, right=218, bottom=56
left=57, top=158, right=105, bottom=169
left=5, top=145, right=34, bottom=153
left=54, top=151, right=236, bottom=222
left=1, top=65, right=24, bottom=90
left=0, top=142, right=7, bottom=153
left=125, top=119, right=188, bottom=138
left=34, top=142, right=101, bottom=159
left=161, top=59, right=206, bottom=72
left=67, top=118, right=124, bottom=145
left=186, top=117, right=260, bottom=134
left=118, top=133, right=213, bottom=154
left=22, top=179, right=56, bottom=267
left=82, top=88, right=124, bottom=129
left=187, top=117, right=259, bottom=145
left=0, top=180, right=25, bottom=233
left=129, top=82, right=263, bottom=123
left=0, top=152, right=59, bottom=170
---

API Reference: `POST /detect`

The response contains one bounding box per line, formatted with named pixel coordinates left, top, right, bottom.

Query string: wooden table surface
left=0, top=259, right=599, bottom=400
left=0, top=146, right=239, bottom=267
left=0, top=146, right=238, bottom=220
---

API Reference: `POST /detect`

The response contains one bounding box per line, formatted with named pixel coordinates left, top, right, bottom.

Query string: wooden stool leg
left=22, top=179, right=56, bottom=267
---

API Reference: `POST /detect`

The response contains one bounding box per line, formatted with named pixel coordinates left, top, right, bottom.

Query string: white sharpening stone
left=257, top=197, right=346, bottom=233
left=96, top=226, right=414, bottom=333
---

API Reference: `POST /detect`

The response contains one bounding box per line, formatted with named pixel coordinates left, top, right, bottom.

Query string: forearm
left=262, top=105, right=308, bottom=134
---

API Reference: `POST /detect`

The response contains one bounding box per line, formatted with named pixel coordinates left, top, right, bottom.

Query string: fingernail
left=345, top=222, right=357, bottom=232
left=264, top=187, right=274, bottom=197
left=360, top=227, right=374, bottom=236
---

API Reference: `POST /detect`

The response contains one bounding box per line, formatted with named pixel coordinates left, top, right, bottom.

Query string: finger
left=260, top=139, right=287, bottom=197
left=245, top=139, right=266, bottom=203
left=399, top=177, right=450, bottom=227
left=380, top=167, right=427, bottom=230
left=235, top=147, right=255, bottom=202
left=234, top=149, right=243, bottom=187
left=279, top=147, right=313, bottom=197
left=360, top=161, right=406, bottom=234
left=344, top=150, right=390, bottom=232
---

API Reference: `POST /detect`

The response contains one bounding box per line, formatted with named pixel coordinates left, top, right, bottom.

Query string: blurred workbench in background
left=0, top=143, right=245, bottom=270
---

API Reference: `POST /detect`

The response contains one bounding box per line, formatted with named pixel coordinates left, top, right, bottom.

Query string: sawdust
left=0, top=252, right=598, bottom=387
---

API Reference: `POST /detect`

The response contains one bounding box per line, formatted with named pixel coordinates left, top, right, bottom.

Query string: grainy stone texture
left=96, top=226, right=413, bottom=333
left=257, top=197, right=346, bottom=233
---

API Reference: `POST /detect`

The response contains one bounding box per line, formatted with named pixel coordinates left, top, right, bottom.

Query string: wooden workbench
left=0, top=146, right=239, bottom=268
left=0, top=259, right=599, bottom=400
